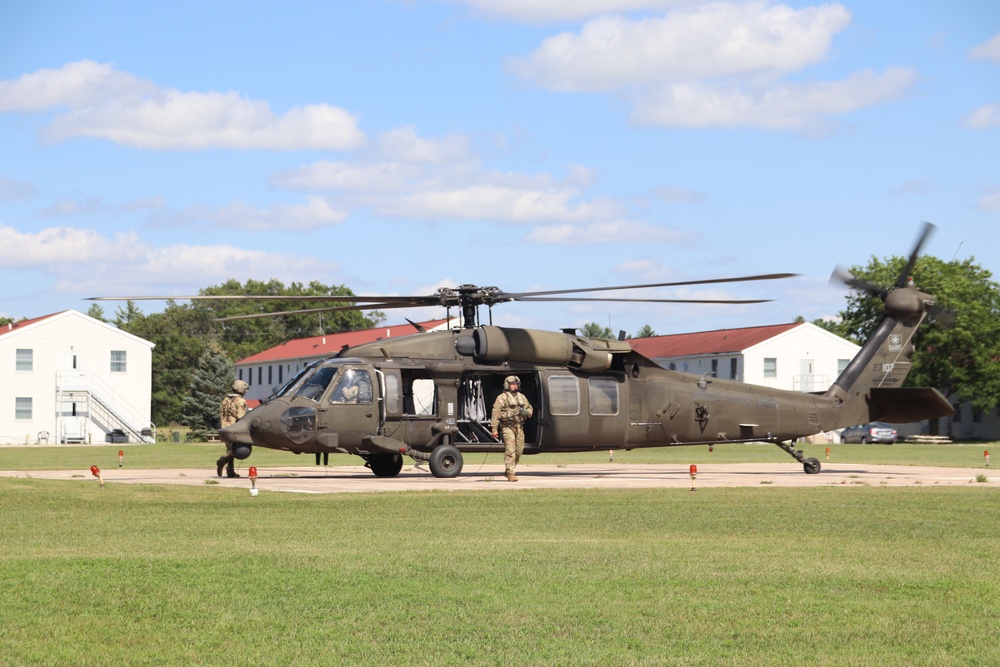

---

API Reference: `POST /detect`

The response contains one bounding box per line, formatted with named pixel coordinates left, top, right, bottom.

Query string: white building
left=0, top=310, right=155, bottom=444
left=630, top=322, right=861, bottom=392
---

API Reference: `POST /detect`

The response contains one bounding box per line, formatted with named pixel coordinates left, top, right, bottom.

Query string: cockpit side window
left=330, top=368, right=373, bottom=404
left=294, top=366, right=337, bottom=402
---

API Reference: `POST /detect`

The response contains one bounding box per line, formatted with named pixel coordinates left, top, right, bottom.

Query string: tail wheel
left=429, top=444, right=463, bottom=478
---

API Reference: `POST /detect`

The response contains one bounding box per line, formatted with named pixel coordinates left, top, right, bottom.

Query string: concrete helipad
left=0, top=462, right=991, bottom=493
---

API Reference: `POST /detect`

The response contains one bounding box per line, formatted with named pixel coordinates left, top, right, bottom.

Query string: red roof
left=0, top=312, right=61, bottom=337
left=629, top=322, right=803, bottom=358
left=237, top=318, right=453, bottom=364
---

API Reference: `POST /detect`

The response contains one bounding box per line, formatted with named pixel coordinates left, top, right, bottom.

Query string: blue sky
left=1, top=0, right=997, bottom=337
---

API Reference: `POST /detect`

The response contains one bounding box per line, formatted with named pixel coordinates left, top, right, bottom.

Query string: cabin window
left=15, top=397, right=32, bottom=420
left=110, top=350, right=127, bottom=373
left=406, top=378, right=435, bottom=416
left=16, top=349, right=33, bottom=372
left=588, top=377, right=619, bottom=416
left=330, top=368, right=373, bottom=404
left=763, top=358, right=777, bottom=378
left=548, top=375, right=580, bottom=416
left=384, top=373, right=401, bottom=413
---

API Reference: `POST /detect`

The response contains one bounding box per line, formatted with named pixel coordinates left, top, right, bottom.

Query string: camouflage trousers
left=500, top=425, right=525, bottom=472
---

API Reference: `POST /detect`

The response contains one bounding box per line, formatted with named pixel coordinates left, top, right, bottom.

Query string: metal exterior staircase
left=55, top=370, right=155, bottom=444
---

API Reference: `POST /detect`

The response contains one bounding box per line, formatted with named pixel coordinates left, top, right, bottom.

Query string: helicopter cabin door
left=540, top=373, right=626, bottom=450
left=324, top=365, right=378, bottom=449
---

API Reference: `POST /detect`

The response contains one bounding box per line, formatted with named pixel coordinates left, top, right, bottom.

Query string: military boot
left=504, top=469, right=518, bottom=482
left=226, top=461, right=240, bottom=478
left=216, top=457, right=225, bottom=477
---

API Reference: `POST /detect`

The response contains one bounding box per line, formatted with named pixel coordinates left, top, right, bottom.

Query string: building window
left=111, top=350, right=127, bottom=373
left=763, top=358, right=777, bottom=378
left=837, top=359, right=850, bottom=375
left=15, top=397, right=32, bottom=420
left=730, top=358, right=738, bottom=380
left=268, top=365, right=273, bottom=385
left=711, top=359, right=718, bottom=377
left=16, top=349, right=33, bottom=372
left=258, top=367, right=262, bottom=386
left=278, top=365, right=283, bottom=384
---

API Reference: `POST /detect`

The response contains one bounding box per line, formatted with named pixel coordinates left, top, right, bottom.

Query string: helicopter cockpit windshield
left=294, top=366, right=337, bottom=402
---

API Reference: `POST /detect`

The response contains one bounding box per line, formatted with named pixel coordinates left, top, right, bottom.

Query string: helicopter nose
left=220, top=419, right=253, bottom=460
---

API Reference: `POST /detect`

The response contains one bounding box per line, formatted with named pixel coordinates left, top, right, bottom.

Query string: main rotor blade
left=514, top=296, right=773, bottom=304
left=213, top=301, right=430, bottom=322
left=501, top=273, right=797, bottom=299
left=88, top=294, right=438, bottom=304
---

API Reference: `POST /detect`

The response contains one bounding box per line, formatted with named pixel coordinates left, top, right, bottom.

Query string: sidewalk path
left=1, top=462, right=991, bottom=493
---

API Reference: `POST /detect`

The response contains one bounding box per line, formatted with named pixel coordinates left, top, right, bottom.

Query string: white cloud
left=966, top=104, right=1000, bottom=129
left=511, top=3, right=851, bottom=91
left=888, top=179, right=935, bottom=196
left=654, top=185, right=705, bottom=203
left=978, top=186, right=1000, bottom=212
left=156, top=196, right=349, bottom=231
left=273, top=130, right=622, bottom=225
left=444, top=0, right=689, bottom=24
left=0, top=60, right=366, bottom=151
left=0, top=224, right=341, bottom=295
left=509, top=2, right=915, bottom=131
left=0, top=175, right=36, bottom=200
left=970, top=30, right=1000, bottom=62
left=524, top=219, right=694, bottom=244
left=376, top=126, right=473, bottom=163
left=632, top=67, right=916, bottom=131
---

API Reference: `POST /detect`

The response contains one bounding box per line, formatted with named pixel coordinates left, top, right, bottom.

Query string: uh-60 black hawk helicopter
left=93, top=223, right=954, bottom=478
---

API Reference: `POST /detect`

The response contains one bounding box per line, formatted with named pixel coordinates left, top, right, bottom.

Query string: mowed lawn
left=1, top=471, right=998, bottom=665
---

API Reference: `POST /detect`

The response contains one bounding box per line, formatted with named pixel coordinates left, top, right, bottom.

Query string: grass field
left=1, top=444, right=998, bottom=665
left=1, top=481, right=998, bottom=666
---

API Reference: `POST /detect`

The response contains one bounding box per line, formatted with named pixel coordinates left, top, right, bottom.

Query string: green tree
left=181, top=345, right=234, bottom=434
left=114, top=300, right=143, bottom=327
left=581, top=322, right=615, bottom=340
left=634, top=324, right=657, bottom=339
left=122, top=302, right=215, bottom=424
left=118, top=279, right=384, bottom=424
left=835, top=255, right=1000, bottom=413
left=86, top=304, right=107, bottom=322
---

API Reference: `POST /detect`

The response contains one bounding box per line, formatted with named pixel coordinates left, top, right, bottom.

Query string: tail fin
left=822, top=223, right=954, bottom=428
left=823, top=297, right=952, bottom=427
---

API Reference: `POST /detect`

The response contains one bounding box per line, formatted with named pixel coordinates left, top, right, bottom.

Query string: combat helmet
left=232, top=379, right=249, bottom=395
left=504, top=375, right=520, bottom=391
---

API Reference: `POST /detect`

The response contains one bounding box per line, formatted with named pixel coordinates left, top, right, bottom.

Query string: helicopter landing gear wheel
left=366, top=453, right=403, bottom=478
left=803, top=457, right=821, bottom=474
left=429, top=444, right=463, bottom=478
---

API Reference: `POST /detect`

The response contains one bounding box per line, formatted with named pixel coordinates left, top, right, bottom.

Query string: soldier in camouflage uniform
left=490, top=375, right=533, bottom=482
left=217, top=379, right=248, bottom=478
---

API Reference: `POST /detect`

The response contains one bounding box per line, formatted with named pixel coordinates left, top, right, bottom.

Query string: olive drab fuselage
left=220, top=298, right=954, bottom=478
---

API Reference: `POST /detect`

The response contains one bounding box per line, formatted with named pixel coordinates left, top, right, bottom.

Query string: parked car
left=840, top=422, right=898, bottom=444
left=105, top=428, right=127, bottom=444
